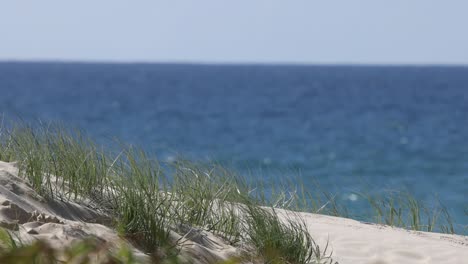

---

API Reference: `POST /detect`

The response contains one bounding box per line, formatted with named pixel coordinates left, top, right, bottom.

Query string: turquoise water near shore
left=0, top=62, right=467, bottom=225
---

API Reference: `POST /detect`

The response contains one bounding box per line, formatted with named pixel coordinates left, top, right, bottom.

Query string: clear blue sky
left=1, top=1, right=467, bottom=64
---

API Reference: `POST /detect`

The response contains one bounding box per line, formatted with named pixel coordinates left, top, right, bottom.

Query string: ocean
left=0, top=62, right=467, bottom=226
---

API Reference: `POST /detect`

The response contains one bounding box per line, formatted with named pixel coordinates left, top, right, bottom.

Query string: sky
left=1, top=1, right=467, bottom=65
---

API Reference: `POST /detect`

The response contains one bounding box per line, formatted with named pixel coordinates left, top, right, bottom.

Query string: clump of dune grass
left=357, top=190, right=459, bottom=234
left=2, top=122, right=109, bottom=202
left=169, top=160, right=245, bottom=244
left=241, top=204, right=336, bottom=264
left=0, top=116, right=14, bottom=162
left=108, top=147, right=175, bottom=255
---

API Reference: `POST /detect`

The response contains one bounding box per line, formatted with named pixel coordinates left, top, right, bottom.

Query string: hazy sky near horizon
left=1, top=1, right=467, bottom=65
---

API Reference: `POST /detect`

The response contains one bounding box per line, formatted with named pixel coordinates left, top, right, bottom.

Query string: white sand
left=286, top=211, right=467, bottom=263
left=0, top=161, right=466, bottom=263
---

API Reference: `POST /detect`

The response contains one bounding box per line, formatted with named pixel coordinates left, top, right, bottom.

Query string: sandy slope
left=290, top=212, right=467, bottom=263
left=0, top=161, right=466, bottom=263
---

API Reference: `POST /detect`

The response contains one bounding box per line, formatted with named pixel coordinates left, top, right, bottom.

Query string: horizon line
left=1, top=58, right=467, bottom=68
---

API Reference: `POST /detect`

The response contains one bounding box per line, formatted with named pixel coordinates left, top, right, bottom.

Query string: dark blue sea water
left=0, top=62, right=467, bottom=226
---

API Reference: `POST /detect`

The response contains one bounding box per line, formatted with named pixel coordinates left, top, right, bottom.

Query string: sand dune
left=0, top=161, right=466, bottom=263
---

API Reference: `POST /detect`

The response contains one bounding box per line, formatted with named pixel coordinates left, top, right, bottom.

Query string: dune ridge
left=0, top=160, right=466, bottom=263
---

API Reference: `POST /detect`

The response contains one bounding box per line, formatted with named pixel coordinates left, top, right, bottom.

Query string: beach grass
left=0, top=120, right=337, bottom=263
left=0, top=120, right=464, bottom=263
left=357, top=190, right=457, bottom=233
